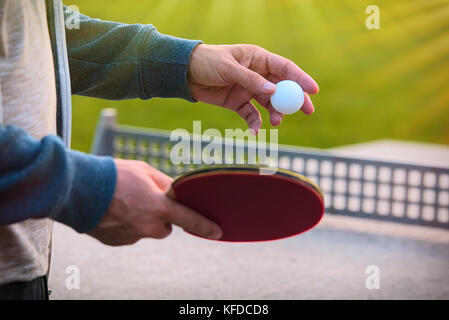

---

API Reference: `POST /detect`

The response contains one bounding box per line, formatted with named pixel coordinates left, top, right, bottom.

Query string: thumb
left=227, top=62, right=276, bottom=95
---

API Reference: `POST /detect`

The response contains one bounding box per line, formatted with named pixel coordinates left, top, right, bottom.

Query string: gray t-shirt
left=0, top=0, right=57, bottom=285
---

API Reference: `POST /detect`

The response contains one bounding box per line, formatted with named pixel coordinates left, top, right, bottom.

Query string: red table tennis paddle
left=167, top=165, right=324, bottom=242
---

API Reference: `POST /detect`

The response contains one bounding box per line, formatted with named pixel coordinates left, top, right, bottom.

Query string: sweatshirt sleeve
left=0, top=124, right=117, bottom=233
left=64, top=6, right=202, bottom=101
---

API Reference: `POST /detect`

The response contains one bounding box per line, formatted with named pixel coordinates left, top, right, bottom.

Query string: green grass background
left=69, top=0, right=449, bottom=153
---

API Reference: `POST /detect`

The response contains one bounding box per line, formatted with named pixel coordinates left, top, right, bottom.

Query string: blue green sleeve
left=65, top=6, right=202, bottom=101
left=0, top=124, right=117, bottom=233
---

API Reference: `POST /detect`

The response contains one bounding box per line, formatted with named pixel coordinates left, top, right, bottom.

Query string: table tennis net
left=91, top=109, right=449, bottom=229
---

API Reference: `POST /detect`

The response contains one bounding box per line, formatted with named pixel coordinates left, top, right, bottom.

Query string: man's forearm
left=0, top=124, right=116, bottom=233
left=65, top=6, right=201, bottom=101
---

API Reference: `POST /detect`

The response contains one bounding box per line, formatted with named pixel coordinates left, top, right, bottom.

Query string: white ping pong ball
left=270, top=80, right=305, bottom=114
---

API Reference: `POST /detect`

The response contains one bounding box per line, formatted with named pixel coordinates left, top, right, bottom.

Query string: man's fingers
left=236, top=101, right=262, bottom=133
left=163, top=197, right=223, bottom=240
left=116, top=159, right=173, bottom=191
left=147, top=165, right=173, bottom=191
left=226, top=61, right=276, bottom=96
left=264, top=101, right=284, bottom=126
left=267, top=53, right=319, bottom=95
left=255, top=95, right=284, bottom=126
left=301, top=93, right=315, bottom=115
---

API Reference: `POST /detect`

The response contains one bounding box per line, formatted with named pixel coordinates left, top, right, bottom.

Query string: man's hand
left=188, top=44, right=319, bottom=134
left=88, top=159, right=223, bottom=246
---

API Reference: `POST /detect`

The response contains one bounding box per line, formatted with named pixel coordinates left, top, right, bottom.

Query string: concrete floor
left=48, top=214, right=449, bottom=300
left=48, top=140, right=449, bottom=299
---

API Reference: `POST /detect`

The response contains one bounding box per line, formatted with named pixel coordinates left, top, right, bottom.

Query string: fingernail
left=262, top=82, right=276, bottom=93
left=208, top=229, right=223, bottom=240
left=249, top=128, right=258, bottom=136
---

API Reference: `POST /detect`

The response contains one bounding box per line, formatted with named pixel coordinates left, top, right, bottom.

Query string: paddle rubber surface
left=169, top=166, right=324, bottom=242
